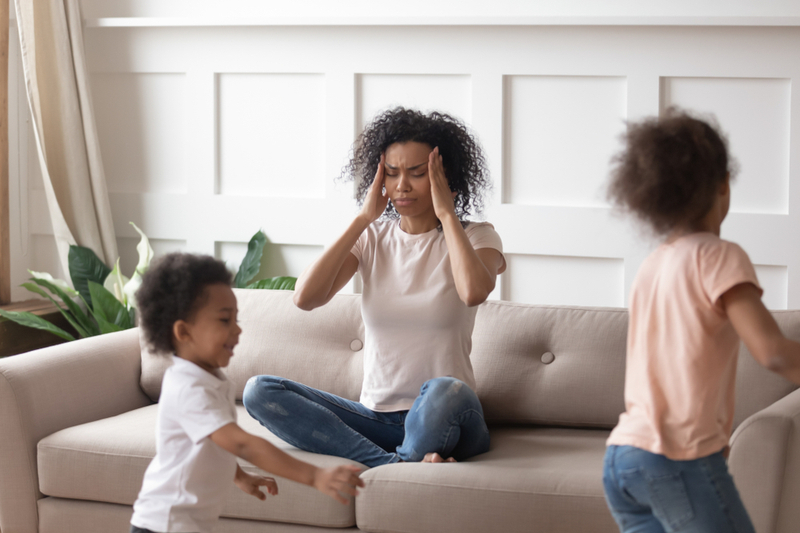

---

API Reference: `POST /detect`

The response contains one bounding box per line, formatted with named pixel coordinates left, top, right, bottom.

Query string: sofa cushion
left=140, top=290, right=365, bottom=403
left=37, top=404, right=359, bottom=528
left=356, top=427, right=618, bottom=533
left=471, top=303, right=628, bottom=428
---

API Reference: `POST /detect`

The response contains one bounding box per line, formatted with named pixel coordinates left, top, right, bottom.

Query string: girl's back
left=608, top=232, right=760, bottom=460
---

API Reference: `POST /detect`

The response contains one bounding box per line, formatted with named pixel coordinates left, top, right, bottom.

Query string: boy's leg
left=243, top=375, right=405, bottom=467
left=608, top=445, right=756, bottom=533
left=396, top=377, right=490, bottom=462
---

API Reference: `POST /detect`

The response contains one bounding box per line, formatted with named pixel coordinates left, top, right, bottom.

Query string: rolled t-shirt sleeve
left=466, top=222, right=505, bottom=267
left=177, top=384, right=237, bottom=444
left=700, top=240, right=762, bottom=309
left=350, top=226, right=370, bottom=266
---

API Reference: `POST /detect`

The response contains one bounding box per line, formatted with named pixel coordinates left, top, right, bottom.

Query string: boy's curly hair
left=607, top=108, right=737, bottom=235
left=136, top=253, right=233, bottom=354
left=341, top=107, right=491, bottom=221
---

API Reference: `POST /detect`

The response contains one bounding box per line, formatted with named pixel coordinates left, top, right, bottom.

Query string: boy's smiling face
left=173, top=283, right=241, bottom=373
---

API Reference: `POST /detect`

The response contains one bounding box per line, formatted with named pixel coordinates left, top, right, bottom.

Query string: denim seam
left=255, top=386, right=397, bottom=466
left=296, top=381, right=405, bottom=426
left=701, top=456, right=749, bottom=533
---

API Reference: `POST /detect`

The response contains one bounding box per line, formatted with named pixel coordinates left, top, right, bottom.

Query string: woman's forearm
left=293, top=215, right=370, bottom=310
left=440, top=214, right=496, bottom=307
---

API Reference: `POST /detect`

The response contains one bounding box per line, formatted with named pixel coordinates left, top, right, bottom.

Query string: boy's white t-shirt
left=131, top=356, right=237, bottom=533
left=351, top=219, right=505, bottom=412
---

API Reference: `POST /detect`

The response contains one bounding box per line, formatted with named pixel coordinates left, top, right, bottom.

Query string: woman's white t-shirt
left=351, top=219, right=504, bottom=412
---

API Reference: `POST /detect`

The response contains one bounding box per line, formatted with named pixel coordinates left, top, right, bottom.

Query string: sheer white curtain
left=14, top=0, right=116, bottom=277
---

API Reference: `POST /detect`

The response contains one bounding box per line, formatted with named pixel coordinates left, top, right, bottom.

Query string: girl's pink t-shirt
left=607, top=232, right=761, bottom=460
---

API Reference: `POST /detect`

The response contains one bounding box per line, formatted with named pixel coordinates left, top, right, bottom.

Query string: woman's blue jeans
left=603, top=445, right=756, bottom=533
left=242, top=375, right=491, bottom=468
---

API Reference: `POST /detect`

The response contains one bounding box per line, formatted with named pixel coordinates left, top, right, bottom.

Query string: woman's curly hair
left=607, top=107, right=737, bottom=235
left=136, top=253, right=233, bottom=354
left=341, top=107, right=491, bottom=221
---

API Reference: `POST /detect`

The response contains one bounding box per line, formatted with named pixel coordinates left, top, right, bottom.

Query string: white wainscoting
left=7, top=8, right=800, bottom=311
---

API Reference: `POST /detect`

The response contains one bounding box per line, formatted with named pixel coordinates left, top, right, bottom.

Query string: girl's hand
left=428, top=147, right=457, bottom=222
left=312, top=465, right=365, bottom=505
left=235, top=469, right=279, bottom=500
left=359, top=154, right=389, bottom=224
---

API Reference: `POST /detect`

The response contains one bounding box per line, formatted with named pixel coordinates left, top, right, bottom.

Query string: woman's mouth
left=393, top=198, right=416, bottom=207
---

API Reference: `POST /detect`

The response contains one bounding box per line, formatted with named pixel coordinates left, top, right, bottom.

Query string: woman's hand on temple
left=360, top=154, right=389, bottom=224
left=428, top=147, right=457, bottom=222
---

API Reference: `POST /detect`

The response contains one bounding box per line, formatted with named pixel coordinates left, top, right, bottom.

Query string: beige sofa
left=1, top=289, right=799, bottom=533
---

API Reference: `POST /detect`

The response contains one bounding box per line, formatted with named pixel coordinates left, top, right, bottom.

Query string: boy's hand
left=235, top=468, right=278, bottom=500
left=312, top=465, right=365, bottom=505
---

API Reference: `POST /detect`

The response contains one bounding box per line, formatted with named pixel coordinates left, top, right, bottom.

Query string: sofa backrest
left=140, top=290, right=800, bottom=430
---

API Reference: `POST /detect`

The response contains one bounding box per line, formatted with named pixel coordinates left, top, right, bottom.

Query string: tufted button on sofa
left=1, top=290, right=799, bottom=533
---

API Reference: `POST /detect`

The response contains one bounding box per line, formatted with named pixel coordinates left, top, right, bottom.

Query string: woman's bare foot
left=422, top=452, right=457, bottom=463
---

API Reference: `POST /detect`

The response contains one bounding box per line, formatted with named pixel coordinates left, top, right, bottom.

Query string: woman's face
left=383, top=141, right=435, bottom=220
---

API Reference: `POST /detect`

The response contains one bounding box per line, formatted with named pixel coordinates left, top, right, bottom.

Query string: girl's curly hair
left=607, top=107, right=737, bottom=235
left=341, top=107, right=491, bottom=221
left=136, top=253, right=233, bottom=354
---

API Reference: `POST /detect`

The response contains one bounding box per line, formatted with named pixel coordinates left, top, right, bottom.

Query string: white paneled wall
left=7, top=6, right=800, bottom=311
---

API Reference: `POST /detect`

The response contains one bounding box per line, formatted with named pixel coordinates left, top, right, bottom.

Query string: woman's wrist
left=354, top=212, right=376, bottom=230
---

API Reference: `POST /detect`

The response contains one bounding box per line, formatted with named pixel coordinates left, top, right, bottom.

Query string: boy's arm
left=234, top=464, right=278, bottom=500
left=722, top=282, right=800, bottom=383
left=210, top=423, right=364, bottom=504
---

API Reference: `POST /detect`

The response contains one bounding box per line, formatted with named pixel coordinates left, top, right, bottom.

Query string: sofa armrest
left=0, top=328, right=151, bottom=533
left=729, top=386, right=800, bottom=533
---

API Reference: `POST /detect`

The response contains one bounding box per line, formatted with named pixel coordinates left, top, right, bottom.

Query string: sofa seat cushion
left=37, top=404, right=359, bottom=528
left=357, top=427, right=618, bottom=533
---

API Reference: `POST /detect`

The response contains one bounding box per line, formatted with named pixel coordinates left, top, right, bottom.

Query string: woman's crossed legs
left=242, top=375, right=490, bottom=468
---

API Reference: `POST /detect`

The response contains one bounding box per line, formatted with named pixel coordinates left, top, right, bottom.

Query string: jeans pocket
left=645, top=471, right=695, bottom=532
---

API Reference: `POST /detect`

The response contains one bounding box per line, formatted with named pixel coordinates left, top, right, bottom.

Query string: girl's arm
left=293, top=156, right=388, bottom=310
left=429, top=147, right=506, bottom=307
left=723, top=282, right=800, bottom=383
left=210, top=423, right=364, bottom=504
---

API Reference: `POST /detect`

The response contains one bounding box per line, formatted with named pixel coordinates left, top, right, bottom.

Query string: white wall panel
left=217, top=73, right=326, bottom=198
left=92, top=73, right=187, bottom=194
left=256, top=243, right=323, bottom=280
left=357, top=74, right=472, bottom=130
left=504, top=75, right=627, bottom=207
left=503, top=254, right=625, bottom=307
left=754, top=264, right=789, bottom=310
left=661, top=77, right=791, bottom=215
left=9, top=17, right=800, bottom=311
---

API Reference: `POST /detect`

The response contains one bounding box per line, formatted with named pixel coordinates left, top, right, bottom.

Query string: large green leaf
left=246, top=276, right=296, bottom=291
left=29, top=277, right=100, bottom=337
left=88, top=281, right=134, bottom=330
left=0, top=309, right=76, bottom=341
left=21, top=282, right=93, bottom=338
left=69, top=245, right=112, bottom=309
left=234, top=230, right=267, bottom=289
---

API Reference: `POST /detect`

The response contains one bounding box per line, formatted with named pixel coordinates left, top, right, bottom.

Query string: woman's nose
left=396, top=173, right=411, bottom=191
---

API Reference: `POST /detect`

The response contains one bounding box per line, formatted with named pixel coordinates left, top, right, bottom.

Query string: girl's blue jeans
left=242, top=375, right=491, bottom=467
left=603, top=445, right=756, bottom=533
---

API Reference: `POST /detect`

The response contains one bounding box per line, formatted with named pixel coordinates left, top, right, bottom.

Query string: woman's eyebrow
left=385, top=162, right=427, bottom=170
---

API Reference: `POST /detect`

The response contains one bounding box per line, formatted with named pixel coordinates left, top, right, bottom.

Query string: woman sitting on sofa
left=243, top=107, right=506, bottom=467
